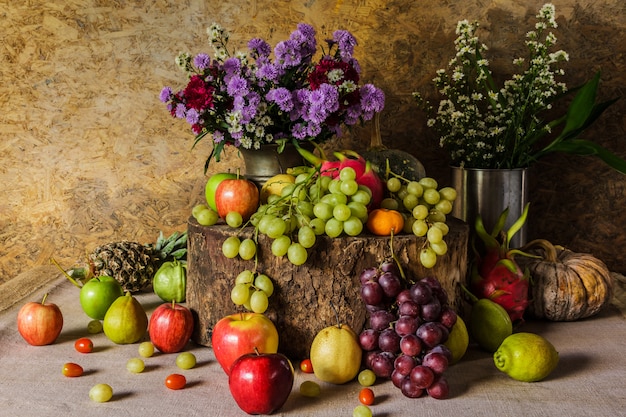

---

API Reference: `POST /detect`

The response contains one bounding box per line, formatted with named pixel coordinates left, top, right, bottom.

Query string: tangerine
left=366, top=208, right=405, bottom=236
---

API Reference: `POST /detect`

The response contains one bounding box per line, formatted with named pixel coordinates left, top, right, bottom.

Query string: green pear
left=103, top=292, right=148, bottom=344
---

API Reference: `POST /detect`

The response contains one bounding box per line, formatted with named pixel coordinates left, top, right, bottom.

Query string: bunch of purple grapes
left=358, top=260, right=458, bottom=400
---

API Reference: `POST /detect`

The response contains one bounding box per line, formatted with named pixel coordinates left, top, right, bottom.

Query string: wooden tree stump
left=187, top=216, right=469, bottom=359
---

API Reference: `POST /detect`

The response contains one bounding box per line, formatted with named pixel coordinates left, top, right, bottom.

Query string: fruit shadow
left=547, top=352, right=593, bottom=381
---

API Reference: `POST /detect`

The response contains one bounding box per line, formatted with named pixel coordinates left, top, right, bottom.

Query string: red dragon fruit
left=470, top=203, right=533, bottom=323
left=297, top=147, right=384, bottom=209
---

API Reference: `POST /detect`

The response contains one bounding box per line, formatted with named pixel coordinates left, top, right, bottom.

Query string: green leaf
left=560, top=72, right=601, bottom=138
left=548, top=139, right=626, bottom=174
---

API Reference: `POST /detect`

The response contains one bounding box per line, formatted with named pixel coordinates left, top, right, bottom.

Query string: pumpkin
left=518, top=239, right=613, bottom=321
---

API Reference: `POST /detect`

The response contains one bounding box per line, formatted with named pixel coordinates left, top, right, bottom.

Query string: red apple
left=215, top=177, right=259, bottom=221
left=17, top=293, right=63, bottom=346
left=206, top=172, right=237, bottom=211
left=229, top=349, right=294, bottom=415
left=148, top=302, right=194, bottom=353
left=211, top=312, right=279, bottom=375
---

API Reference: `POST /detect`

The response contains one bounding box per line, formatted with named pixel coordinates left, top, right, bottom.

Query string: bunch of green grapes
left=249, top=166, right=371, bottom=266
left=383, top=175, right=457, bottom=268
left=230, top=269, right=275, bottom=313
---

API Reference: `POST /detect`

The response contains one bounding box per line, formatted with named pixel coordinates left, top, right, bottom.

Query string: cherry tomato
left=300, top=358, right=314, bottom=373
left=62, top=362, right=84, bottom=377
left=74, top=337, right=94, bottom=354
left=359, top=387, right=375, bottom=406
left=165, top=373, right=186, bottom=390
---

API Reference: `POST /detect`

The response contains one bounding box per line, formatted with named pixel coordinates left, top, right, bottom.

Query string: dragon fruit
left=297, top=147, right=384, bottom=209
left=470, top=203, right=533, bottom=323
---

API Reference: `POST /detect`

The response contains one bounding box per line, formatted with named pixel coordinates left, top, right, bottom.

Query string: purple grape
left=439, top=306, right=458, bottom=329
left=370, top=351, right=395, bottom=378
left=428, top=344, right=453, bottom=363
left=427, top=375, right=450, bottom=399
left=420, top=298, right=442, bottom=321
left=360, top=281, right=384, bottom=305
left=358, top=328, right=380, bottom=351
left=400, top=334, right=423, bottom=357
left=365, top=303, right=386, bottom=313
left=378, top=328, right=401, bottom=353
left=396, top=289, right=412, bottom=305
left=410, top=282, right=433, bottom=304
left=432, top=287, right=449, bottom=305
left=416, top=322, right=443, bottom=348
left=420, top=276, right=442, bottom=289
left=359, top=267, right=379, bottom=284
left=395, top=315, right=420, bottom=337
left=363, top=350, right=380, bottom=369
left=394, top=354, right=418, bottom=375
left=410, top=365, right=435, bottom=389
left=422, top=351, right=449, bottom=375
left=391, top=370, right=407, bottom=388
left=368, top=310, right=395, bottom=331
left=378, top=271, right=402, bottom=298
left=380, top=259, right=400, bottom=275
left=435, top=322, right=450, bottom=344
left=401, top=377, right=424, bottom=398
left=398, top=300, right=421, bottom=318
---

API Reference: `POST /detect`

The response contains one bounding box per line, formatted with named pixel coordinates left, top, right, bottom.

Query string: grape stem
left=50, top=257, right=83, bottom=289
left=388, top=230, right=408, bottom=282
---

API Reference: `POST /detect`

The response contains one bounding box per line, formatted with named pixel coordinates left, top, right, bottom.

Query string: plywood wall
left=1, top=0, right=625, bottom=285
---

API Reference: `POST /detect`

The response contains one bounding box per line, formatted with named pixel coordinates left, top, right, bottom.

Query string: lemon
left=310, top=324, right=362, bottom=384
left=468, top=298, right=513, bottom=353
left=260, top=174, right=296, bottom=203
left=494, top=332, right=559, bottom=382
left=443, top=315, right=469, bottom=364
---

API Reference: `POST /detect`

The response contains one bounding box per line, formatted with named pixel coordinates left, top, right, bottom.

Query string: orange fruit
left=366, top=208, right=405, bottom=236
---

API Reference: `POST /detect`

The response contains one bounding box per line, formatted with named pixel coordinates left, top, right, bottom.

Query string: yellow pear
left=103, top=292, right=148, bottom=344
left=310, top=323, right=362, bottom=384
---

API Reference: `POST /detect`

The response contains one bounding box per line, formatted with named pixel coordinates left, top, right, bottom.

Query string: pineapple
left=70, top=231, right=187, bottom=293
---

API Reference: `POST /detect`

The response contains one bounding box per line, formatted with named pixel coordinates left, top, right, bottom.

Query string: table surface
left=1, top=276, right=625, bottom=417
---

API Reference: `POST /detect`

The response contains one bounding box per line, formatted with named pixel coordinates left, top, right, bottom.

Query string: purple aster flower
left=360, top=84, right=385, bottom=113
left=175, top=103, right=186, bottom=119
left=248, top=38, right=271, bottom=58
left=193, top=53, right=211, bottom=69
left=256, top=62, right=281, bottom=82
left=159, top=87, right=173, bottom=103
left=334, top=30, right=357, bottom=60
left=213, top=131, right=225, bottom=143
left=227, top=75, right=249, bottom=97
left=292, top=23, right=317, bottom=56
left=274, top=39, right=301, bottom=68
left=267, top=87, right=294, bottom=112
left=291, top=123, right=308, bottom=139
left=306, top=122, right=322, bottom=137
left=223, top=57, right=242, bottom=81
left=186, top=108, right=200, bottom=124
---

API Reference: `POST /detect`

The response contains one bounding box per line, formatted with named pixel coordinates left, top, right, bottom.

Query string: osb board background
left=1, top=0, right=625, bottom=286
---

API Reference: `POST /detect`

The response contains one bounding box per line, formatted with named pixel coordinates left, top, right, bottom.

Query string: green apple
left=80, top=276, right=124, bottom=320
left=206, top=172, right=237, bottom=211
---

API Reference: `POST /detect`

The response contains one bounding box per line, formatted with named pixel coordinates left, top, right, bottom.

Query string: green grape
left=412, top=219, right=428, bottom=237
left=235, top=269, right=255, bottom=285
left=296, top=213, right=312, bottom=228
left=439, top=186, right=458, bottom=201
left=231, top=283, right=252, bottom=305
left=297, top=200, right=315, bottom=218
left=403, top=193, right=419, bottom=210
left=192, top=204, right=209, bottom=218
left=318, top=175, right=332, bottom=191
left=386, top=177, right=402, bottom=193
left=343, top=216, right=364, bottom=237
left=138, top=341, right=155, bottom=358
left=427, top=225, right=444, bottom=244
left=87, top=319, right=103, bottom=334
left=254, top=274, right=274, bottom=297
left=397, top=186, right=409, bottom=200
left=435, top=198, right=453, bottom=215
left=419, top=177, right=438, bottom=189
left=428, top=210, right=447, bottom=223
left=281, top=183, right=297, bottom=197
left=403, top=216, right=416, bottom=234
left=222, top=236, right=241, bottom=258
left=333, top=204, right=352, bottom=222
left=313, top=202, right=334, bottom=220
left=353, top=405, right=373, bottom=417
left=423, top=188, right=441, bottom=205
left=176, top=352, right=197, bottom=370
left=266, top=217, right=287, bottom=239
left=420, top=247, right=437, bottom=268
left=430, top=240, right=448, bottom=256
left=328, top=179, right=342, bottom=194
left=340, top=179, right=359, bottom=196
left=266, top=194, right=281, bottom=204
left=287, top=243, right=308, bottom=265
left=325, top=218, right=344, bottom=238
left=295, top=173, right=310, bottom=184
left=196, top=208, right=219, bottom=226
left=380, top=197, right=399, bottom=210
left=298, top=226, right=317, bottom=249
left=225, top=211, right=243, bottom=228
left=126, top=358, right=145, bottom=373
left=358, top=369, right=377, bottom=387
left=339, top=166, right=357, bottom=181
left=406, top=181, right=424, bottom=197
left=358, top=184, right=372, bottom=197
left=258, top=214, right=275, bottom=235
left=432, top=221, right=450, bottom=235
left=348, top=201, right=369, bottom=223
left=238, top=238, right=257, bottom=260
left=351, top=189, right=371, bottom=206
left=309, top=218, right=327, bottom=235
left=412, top=204, right=430, bottom=220
left=271, top=235, right=291, bottom=256
left=250, top=290, right=269, bottom=313
left=89, top=384, right=113, bottom=403
left=299, top=380, right=321, bottom=397
left=321, top=192, right=347, bottom=206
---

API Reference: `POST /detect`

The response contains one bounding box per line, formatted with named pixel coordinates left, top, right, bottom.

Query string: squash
left=518, top=239, right=613, bottom=321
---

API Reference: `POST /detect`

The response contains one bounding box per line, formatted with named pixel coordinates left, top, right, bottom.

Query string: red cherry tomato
left=74, top=337, right=94, bottom=353
left=165, top=373, right=186, bottom=390
left=300, top=358, right=314, bottom=373
left=359, top=387, right=375, bottom=406
left=62, top=362, right=84, bottom=377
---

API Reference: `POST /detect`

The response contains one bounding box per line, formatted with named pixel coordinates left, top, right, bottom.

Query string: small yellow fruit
left=310, top=324, right=362, bottom=384
left=260, top=174, right=296, bottom=203
left=443, top=315, right=469, bottom=364
left=494, top=332, right=559, bottom=382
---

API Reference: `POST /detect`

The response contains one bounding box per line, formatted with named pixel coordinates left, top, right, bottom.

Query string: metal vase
left=451, top=166, right=529, bottom=248
left=238, top=143, right=307, bottom=188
